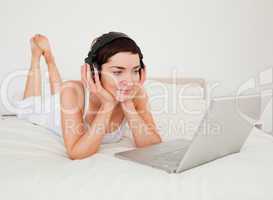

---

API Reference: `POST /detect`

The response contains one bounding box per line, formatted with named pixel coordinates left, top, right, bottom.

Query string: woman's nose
left=118, top=79, right=133, bottom=89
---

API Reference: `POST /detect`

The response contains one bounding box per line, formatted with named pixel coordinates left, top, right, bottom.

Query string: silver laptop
left=115, top=94, right=271, bottom=173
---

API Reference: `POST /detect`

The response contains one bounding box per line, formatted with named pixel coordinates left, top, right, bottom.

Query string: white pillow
left=123, top=80, right=208, bottom=142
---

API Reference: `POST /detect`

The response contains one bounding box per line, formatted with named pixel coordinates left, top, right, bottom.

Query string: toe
left=33, top=36, right=38, bottom=44
left=30, top=37, right=35, bottom=44
left=34, top=34, right=39, bottom=39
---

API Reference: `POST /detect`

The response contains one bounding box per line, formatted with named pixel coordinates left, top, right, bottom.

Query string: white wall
left=1, top=0, right=273, bottom=113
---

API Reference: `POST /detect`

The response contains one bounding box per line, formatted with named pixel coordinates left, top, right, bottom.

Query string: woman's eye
left=113, top=71, right=122, bottom=75
left=133, top=70, right=140, bottom=74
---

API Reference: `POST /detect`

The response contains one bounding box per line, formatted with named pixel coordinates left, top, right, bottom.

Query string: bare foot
left=33, top=34, right=54, bottom=63
left=30, top=36, right=43, bottom=59
left=33, top=34, right=51, bottom=53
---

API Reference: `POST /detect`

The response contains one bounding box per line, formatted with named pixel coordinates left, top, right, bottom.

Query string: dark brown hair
left=91, top=37, right=144, bottom=72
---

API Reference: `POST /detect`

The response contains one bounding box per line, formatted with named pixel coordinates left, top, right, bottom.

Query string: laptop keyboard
left=152, top=148, right=188, bottom=166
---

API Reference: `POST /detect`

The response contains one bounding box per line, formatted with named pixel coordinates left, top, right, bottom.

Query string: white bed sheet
left=0, top=118, right=273, bottom=200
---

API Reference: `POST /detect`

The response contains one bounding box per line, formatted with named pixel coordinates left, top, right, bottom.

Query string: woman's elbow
left=149, top=133, right=162, bottom=145
left=67, top=148, right=99, bottom=160
left=135, top=134, right=162, bottom=148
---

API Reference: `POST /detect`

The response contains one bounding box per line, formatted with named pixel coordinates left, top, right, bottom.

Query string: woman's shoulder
left=60, top=80, right=85, bottom=107
left=61, top=80, right=84, bottom=88
left=61, top=80, right=85, bottom=92
left=60, top=80, right=102, bottom=110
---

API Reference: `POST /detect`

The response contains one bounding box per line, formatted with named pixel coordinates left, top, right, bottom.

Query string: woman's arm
left=122, top=91, right=162, bottom=147
left=60, top=80, right=115, bottom=160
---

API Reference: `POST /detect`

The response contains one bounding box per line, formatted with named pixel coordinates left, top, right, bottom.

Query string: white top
left=15, top=89, right=127, bottom=144
left=82, top=89, right=127, bottom=144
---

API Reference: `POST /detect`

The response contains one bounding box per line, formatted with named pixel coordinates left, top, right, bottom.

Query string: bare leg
left=34, top=35, right=62, bottom=95
left=22, top=36, right=43, bottom=99
left=44, top=51, right=62, bottom=95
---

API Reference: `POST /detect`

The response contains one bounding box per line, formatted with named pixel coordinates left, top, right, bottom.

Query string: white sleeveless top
left=81, top=89, right=127, bottom=144
left=15, top=89, right=127, bottom=144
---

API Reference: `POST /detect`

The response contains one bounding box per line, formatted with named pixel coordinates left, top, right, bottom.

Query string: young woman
left=19, top=32, right=162, bottom=160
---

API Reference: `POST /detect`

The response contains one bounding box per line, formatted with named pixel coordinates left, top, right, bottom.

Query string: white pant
left=14, top=92, right=62, bottom=136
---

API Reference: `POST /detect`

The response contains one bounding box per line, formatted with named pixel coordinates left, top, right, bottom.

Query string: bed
left=0, top=78, right=273, bottom=200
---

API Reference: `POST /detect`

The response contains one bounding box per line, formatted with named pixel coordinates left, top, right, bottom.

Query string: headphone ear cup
left=92, top=63, right=101, bottom=81
left=140, top=59, right=145, bottom=69
left=139, top=60, right=145, bottom=77
left=89, top=64, right=96, bottom=82
left=138, top=59, right=144, bottom=78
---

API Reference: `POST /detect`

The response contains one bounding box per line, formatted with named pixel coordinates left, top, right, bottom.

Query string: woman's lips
left=118, top=89, right=131, bottom=95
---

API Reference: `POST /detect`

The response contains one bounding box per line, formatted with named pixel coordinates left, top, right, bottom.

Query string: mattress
left=0, top=117, right=273, bottom=200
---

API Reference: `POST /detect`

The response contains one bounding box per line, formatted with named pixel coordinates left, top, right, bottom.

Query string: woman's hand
left=81, top=63, right=118, bottom=108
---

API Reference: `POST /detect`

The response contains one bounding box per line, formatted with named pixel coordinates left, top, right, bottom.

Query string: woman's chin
left=115, top=95, right=129, bottom=102
left=115, top=92, right=134, bottom=102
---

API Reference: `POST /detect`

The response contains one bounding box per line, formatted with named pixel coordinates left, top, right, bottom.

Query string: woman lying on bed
left=22, top=32, right=162, bottom=160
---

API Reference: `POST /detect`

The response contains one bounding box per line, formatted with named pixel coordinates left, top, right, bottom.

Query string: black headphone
left=84, top=31, right=145, bottom=80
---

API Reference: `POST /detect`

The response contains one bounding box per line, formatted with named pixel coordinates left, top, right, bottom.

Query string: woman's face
left=100, top=52, right=142, bottom=101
